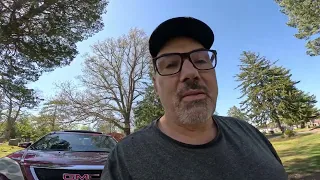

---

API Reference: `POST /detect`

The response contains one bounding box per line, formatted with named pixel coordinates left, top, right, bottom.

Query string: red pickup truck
left=0, top=130, right=117, bottom=180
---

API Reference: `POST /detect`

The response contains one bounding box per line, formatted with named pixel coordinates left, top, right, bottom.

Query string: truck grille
left=32, top=168, right=102, bottom=180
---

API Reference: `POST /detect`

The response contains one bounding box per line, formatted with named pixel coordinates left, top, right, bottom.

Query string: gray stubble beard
left=174, top=98, right=213, bottom=125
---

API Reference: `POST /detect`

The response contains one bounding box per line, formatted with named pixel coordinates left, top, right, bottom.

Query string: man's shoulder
left=214, top=115, right=263, bottom=137
left=214, top=115, right=255, bottom=129
left=215, top=115, right=275, bottom=149
left=116, top=120, right=158, bottom=148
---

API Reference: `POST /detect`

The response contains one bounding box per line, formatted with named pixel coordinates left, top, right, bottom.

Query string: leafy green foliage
left=134, top=85, right=164, bottom=131
left=39, top=99, right=71, bottom=131
left=79, top=125, right=92, bottom=131
left=15, top=113, right=72, bottom=142
left=284, top=129, right=295, bottom=137
left=280, top=90, right=319, bottom=126
left=236, top=51, right=300, bottom=132
left=227, top=106, right=249, bottom=121
left=275, top=0, right=320, bottom=56
left=0, top=0, right=109, bottom=86
left=0, top=85, right=40, bottom=139
left=0, top=0, right=108, bottom=138
left=16, top=115, right=37, bottom=141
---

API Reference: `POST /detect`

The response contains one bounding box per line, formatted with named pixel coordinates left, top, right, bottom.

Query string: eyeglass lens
left=156, top=50, right=216, bottom=75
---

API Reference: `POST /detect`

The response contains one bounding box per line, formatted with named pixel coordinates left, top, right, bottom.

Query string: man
left=102, top=17, right=288, bottom=180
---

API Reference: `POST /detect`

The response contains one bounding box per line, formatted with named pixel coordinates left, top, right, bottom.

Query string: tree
left=0, top=85, right=40, bottom=139
left=56, top=28, right=150, bottom=135
left=134, top=85, right=164, bottom=131
left=275, top=0, right=320, bottom=56
left=39, top=99, right=70, bottom=131
left=227, top=106, right=249, bottom=121
left=16, top=114, right=56, bottom=141
left=236, top=51, right=299, bottom=133
left=0, top=0, right=108, bottom=137
left=15, top=114, right=37, bottom=141
left=0, top=0, right=109, bottom=89
left=280, top=90, right=319, bottom=127
left=79, top=125, right=92, bottom=131
left=96, top=120, right=116, bottom=134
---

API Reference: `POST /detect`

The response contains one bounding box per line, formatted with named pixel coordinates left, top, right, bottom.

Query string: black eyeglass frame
left=152, top=48, right=218, bottom=76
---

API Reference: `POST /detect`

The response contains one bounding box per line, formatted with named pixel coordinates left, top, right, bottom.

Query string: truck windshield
left=30, top=133, right=116, bottom=152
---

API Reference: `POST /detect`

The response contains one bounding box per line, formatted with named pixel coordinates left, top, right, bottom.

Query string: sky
left=28, top=0, right=320, bottom=116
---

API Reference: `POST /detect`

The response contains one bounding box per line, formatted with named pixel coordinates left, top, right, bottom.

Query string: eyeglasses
left=153, top=48, right=217, bottom=76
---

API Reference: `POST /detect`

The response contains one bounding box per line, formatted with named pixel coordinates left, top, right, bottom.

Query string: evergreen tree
left=275, top=0, right=320, bottom=56
left=0, top=0, right=109, bottom=85
left=236, top=51, right=299, bottom=133
left=281, top=90, right=319, bottom=127
left=134, top=85, right=164, bottom=131
left=227, top=106, right=249, bottom=122
left=0, top=0, right=109, bottom=115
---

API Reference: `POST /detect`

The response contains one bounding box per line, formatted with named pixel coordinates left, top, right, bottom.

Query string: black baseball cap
left=149, top=17, right=215, bottom=58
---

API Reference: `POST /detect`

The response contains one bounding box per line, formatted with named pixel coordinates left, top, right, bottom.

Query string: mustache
left=177, top=80, right=209, bottom=99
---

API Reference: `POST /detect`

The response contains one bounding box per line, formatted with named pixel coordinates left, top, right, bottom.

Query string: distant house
left=311, top=119, right=320, bottom=127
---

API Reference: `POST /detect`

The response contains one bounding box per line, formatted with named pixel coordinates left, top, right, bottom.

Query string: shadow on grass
left=286, top=155, right=320, bottom=174
left=280, top=143, right=320, bottom=179
left=289, top=172, right=320, bottom=180
left=270, top=133, right=313, bottom=142
left=310, top=126, right=320, bottom=131
left=265, top=133, right=282, bottom=139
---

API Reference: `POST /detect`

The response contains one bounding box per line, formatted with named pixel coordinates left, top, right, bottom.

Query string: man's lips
left=181, top=90, right=206, bottom=99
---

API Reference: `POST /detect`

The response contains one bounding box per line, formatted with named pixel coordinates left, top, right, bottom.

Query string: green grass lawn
left=0, top=143, right=23, bottom=158
left=271, top=132, right=320, bottom=179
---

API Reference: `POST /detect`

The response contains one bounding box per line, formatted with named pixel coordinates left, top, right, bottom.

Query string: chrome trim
left=30, top=165, right=104, bottom=170
left=30, top=167, right=40, bottom=180
left=29, top=165, right=104, bottom=180
left=20, top=150, right=27, bottom=163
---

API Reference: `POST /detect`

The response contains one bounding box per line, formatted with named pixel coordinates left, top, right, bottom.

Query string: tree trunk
left=5, top=99, right=14, bottom=140
left=52, top=105, right=58, bottom=131
left=124, top=118, right=131, bottom=135
left=5, top=118, right=15, bottom=140
left=300, top=122, right=305, bottom=129
left=124, top=127, right=130, bottom=135
left=52, top=118, right=55, bottom=131
left=275, top=118, right=284, bottom=134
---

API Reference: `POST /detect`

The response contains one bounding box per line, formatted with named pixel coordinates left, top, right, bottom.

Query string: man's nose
left=179, top=58, right=200, bottom=82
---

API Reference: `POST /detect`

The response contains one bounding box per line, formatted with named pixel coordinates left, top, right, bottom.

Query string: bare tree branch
left=54, top=29, right=150, bottom=135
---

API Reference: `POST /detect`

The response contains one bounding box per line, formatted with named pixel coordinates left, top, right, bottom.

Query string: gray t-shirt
left=102, top=115, right=288, bottom=180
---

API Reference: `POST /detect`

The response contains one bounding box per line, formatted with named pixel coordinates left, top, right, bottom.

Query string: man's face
left=153, top=37, right=218, bottom=125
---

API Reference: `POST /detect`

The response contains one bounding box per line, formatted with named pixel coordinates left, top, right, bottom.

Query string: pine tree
left=227, top=106, right=249, bottom=122
left=281, top=90, right=319, bottom=127
left=236, top=51, right=299, bottom=133
left=133, top=85, right=164, bottom=131
left=275, top=0, right=320, bottom=56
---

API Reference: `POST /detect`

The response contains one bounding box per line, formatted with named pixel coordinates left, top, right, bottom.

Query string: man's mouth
left=181, top=90, right=207, bottom=101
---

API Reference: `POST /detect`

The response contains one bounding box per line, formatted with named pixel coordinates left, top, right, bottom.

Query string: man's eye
left=166, top=63, right=178, bottom=68
left=194, top=59, right=208, bottom=64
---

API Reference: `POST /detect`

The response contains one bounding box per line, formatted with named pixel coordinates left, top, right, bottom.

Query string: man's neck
left=158, top=115, right=217, bottom=145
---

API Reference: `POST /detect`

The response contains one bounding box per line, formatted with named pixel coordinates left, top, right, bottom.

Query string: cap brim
left=149, top=17, right=214, bottom=58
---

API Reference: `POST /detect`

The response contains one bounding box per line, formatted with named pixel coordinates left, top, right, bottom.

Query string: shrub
left=284, top=129, right=295, bottom=137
